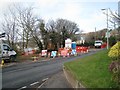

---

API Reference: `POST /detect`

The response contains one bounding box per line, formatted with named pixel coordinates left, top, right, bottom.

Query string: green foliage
left=108, top=42, right=120, bottom=59
left=109, top=36, right=117, bottom=47
left=77, top=41, right=94, bottom=47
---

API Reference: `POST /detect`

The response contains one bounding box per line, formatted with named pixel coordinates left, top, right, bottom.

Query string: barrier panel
left=41, top=50, right=47, bottom=57
left=71, top=49, right=77, bottom=56
left=76, top=46, right=88, bottom=53
left=61, top=49, right=68, bottom=57
left=101, top=43, right=107, bottom=48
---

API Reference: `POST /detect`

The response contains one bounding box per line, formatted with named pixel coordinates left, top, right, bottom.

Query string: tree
left=109, top=10, right=120, bottom=41
left=46, top=20, right=61, bottom=49
left=2, top=4, right=80, bottom=52
left=2, top=7, right=19, bottom=50
left=14, top=5, right=34, bottom=49
left=44, top=19, right=80, bottom=49
left=55, top=19, right=79, bottom=47
left=109, top=36, right=117, bottom=46
left=2, top=4, right=43, bottom=52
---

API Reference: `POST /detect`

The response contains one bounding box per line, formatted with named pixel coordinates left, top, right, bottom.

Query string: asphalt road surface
left=2, top=49, right=102, bottom=89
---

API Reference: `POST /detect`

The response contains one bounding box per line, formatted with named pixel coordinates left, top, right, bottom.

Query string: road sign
left=105, top=32, right=110, bottom=38
left=51, top=51, right=57, bottom=57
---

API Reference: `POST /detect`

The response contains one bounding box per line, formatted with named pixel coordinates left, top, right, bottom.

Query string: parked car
left=94, top=40, right=103, bottom=48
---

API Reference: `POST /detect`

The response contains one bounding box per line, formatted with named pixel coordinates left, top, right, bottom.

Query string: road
left=2, top=49, right=101, bottom=89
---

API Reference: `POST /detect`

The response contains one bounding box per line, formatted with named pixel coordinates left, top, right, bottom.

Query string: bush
left=77, top=42, right=94, bottom=47
left=108, top=42, right=120, bottom=60
left=108, top=41, right=120, bottom=88
left=109, top=36, right=117, bottom=47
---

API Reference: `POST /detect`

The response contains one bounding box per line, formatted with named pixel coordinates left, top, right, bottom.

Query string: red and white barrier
left=41, top=50, right=47, bottom=57
left=76, top=46, right=89, bottom=53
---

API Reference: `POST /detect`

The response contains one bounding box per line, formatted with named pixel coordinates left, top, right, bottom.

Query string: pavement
left=41, top=71, right=72, bottom=88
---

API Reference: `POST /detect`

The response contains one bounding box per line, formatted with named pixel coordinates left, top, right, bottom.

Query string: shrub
left=109, top=36, right=117, bottom=47
left=108, top=41, right=120, bottom=88
left=108, top=42, right=120, bottom=60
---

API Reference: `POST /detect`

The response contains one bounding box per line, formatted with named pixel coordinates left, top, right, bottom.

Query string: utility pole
left=95, top=27, right=96, bottom=40
left=101, top=8, right=109, bottom=49
left=106, top=9, right=109, bottom=49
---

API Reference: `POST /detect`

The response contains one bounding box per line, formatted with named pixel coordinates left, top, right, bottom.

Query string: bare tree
left=2, top=4, right=44, bottom=52
left=109, top=10, right=120, bottom=40
left=16, top=6, right=43, bottom=51
left=2, top=8, right=18, bottom=50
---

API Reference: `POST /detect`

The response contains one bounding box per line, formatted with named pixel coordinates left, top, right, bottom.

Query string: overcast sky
left=0, top=0, right=118, bottom=33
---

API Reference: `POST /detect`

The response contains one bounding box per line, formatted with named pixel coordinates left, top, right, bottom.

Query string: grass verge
left=64, top=50, right=116, bottom=88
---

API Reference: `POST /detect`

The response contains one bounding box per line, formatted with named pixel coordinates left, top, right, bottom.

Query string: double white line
left=37, top=78, right=48, bottom=88
left=17, top=78, right=49, bottom=90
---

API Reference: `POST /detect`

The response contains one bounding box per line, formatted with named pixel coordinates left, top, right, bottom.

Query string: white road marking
left=37, top=78, right=49, bottom=88
left=17, top=86, right=27, bottom=90
left=42, top=78, right=48, bottom=82
left=37, top=81, right=46, bottom=88
left=30, top=81, right=39, bottom=86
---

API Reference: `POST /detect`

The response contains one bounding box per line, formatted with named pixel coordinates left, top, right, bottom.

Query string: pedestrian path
left=41, top=71, right=72, bottom=88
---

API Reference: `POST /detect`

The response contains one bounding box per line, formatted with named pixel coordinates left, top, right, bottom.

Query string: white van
left=94, top=40, right=103, bottom=48
left=0, top=43, right=17, bottom=62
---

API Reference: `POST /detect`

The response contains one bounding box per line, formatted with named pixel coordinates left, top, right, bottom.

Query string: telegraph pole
left=95, top=27, right=96, bottom=40
left=101, top=8, right=109, bottom=49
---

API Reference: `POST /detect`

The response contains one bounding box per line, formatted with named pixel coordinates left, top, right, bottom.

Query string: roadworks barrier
left=63, top=66, right=85, bottom=88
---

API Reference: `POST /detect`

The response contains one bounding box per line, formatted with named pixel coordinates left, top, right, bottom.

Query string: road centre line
left=30, top=81, right=39, bottom=86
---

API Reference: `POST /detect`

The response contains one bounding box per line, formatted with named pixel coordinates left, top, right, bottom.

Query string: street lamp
left=101, top=8, right=109, bottom=49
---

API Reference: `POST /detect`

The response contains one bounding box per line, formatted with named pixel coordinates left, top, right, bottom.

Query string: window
left=3, top=45, right=10, bottom=51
